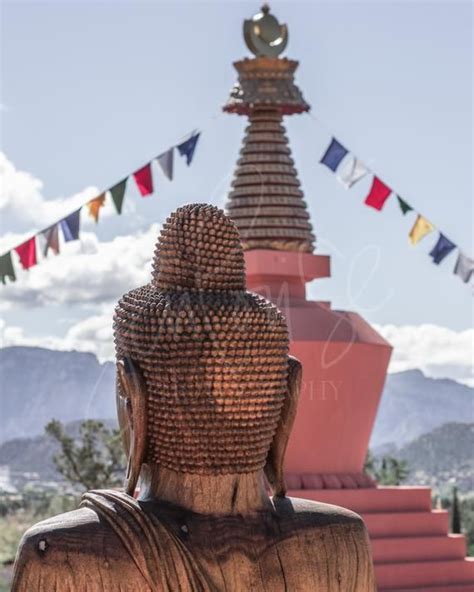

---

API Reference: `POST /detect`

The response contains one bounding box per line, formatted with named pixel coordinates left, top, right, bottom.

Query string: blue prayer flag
left=177, top=132, right=200, bottom=166
left=429, top=233, right=456, bottom=265
left=60, top=209, right=81, bottom=242
left=320, top=138, right=348, bottom=172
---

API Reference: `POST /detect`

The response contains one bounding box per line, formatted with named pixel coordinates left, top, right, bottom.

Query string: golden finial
left=243, top=4, right=288, bottom=57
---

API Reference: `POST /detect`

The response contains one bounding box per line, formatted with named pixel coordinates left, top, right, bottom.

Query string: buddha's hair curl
left=114, top=204, right=289, bottom=474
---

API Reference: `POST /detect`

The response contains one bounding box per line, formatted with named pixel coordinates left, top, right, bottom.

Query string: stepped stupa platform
left=225, top=5, right=474, bottom=590
left=288, top=487, right=474, bottom=591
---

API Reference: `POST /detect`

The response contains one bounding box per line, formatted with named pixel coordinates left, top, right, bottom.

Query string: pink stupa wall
left=245, top=249, right=474, bottom=592
left=246, top=249, right=391, bottom=478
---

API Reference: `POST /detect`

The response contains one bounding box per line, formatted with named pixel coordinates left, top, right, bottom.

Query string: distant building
left=0, top=465, right=17, bottom=493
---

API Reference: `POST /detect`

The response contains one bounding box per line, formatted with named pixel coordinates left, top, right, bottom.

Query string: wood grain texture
left=265, top=355, right=302, bottom=497
left=13, top=493, right=375, bottom=591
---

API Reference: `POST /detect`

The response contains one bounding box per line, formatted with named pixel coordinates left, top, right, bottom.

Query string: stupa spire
left=224, top=5, right=315, bottom=253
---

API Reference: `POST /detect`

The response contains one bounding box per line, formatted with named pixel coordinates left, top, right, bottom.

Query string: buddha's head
left=113, top=204, right=298, bottom=494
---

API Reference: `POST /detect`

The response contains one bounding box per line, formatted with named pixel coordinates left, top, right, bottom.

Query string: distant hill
left=1, top=420, right=471, bottom=492
left=370, top=369, right=473, bottom=448
left=0, top=419, right=118, bottom=483
left=0, top=432, right=59, bottom=481
left=0, top=347, right=472, bottom=450
left=0, top=346, right=472, bottom=491
left=396, top=422, right=474, bottom=493
left=0, top=347, right=116, bottom=443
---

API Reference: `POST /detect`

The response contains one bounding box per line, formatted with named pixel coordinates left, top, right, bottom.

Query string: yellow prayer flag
left=409, top=214, right=434, bottom=245
left=87, top=194, right=106, bottom=223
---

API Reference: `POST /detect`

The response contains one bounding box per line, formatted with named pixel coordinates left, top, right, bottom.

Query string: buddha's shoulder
left=12, top=507, right=147, bottom=592
left=272, top=496, right=368, bottom=538
left=16, top=506, right=125, bottom=562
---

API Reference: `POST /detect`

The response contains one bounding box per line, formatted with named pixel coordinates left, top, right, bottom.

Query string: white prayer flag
left=337, top=157, right=369, bottom=189
left=38, top=225, right=60, bottom=257
left=157, top=148, right=174, bottom=181
left=454, top=252, right=473, bottom=283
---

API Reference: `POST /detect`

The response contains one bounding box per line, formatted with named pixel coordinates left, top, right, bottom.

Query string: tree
left=364, top=449, right=377, bottom=475
left=45, top=419, right=126, bottom=491
left=364, top=451, right=409, bottom=486
left=452, top=486, right=462, bottom=534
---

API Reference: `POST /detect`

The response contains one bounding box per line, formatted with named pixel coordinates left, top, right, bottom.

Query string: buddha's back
left=14, top=493, right=374, bottom=592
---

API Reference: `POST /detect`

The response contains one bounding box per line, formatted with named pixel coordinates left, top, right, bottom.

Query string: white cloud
left=0, top=308, right=115, bottom=362
left=66, top=309, right=115, bottom=360
left=0, top=152, right=158, bottom=309
left=0, top=223, right=159, bottom=308
left=0, top=152, right=115, bottom=242
left=375, top=323, right=474, bottom=386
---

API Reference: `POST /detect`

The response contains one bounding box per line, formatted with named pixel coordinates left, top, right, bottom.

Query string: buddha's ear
left=117, top=357, right=148, bottom=496
left=264, top=355, right=302, bottom=497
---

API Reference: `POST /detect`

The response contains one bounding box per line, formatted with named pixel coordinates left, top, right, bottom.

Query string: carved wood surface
left=13, top=493, right=375, bottom=591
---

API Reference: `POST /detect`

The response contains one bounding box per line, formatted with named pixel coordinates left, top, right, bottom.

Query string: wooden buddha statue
left=12, top=204, right=375, bottom=591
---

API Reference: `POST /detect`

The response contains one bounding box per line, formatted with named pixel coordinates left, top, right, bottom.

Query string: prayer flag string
left=0, top=130, right=201, bottom=284
left=318, top=131, right=471, bottom=287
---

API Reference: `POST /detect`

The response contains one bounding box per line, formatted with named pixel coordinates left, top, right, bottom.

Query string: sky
left=0, top=0, right=473, bottom=384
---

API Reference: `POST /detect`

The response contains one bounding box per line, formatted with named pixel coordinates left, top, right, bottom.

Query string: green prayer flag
left=110, top=179, right=127, bottom=214
left=0, top=251, right=16, bottom=284
left=397, top=196, right=413, bottom=215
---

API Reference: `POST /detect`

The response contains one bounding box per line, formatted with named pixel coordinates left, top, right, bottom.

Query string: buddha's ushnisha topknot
left=152, top=204, right=246, bottom=292
left=114, top=203, right=289, bottom=475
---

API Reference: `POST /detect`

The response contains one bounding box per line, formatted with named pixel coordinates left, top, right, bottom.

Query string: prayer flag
left=110, top=179, right=127, bottom=214
left=133, top=163, right=153, bottom=197
left=157, top=149, right=174, bottom=180
left=409, top=215, right=434, bottom=245
left=60, top=209, right=81, bottom=242
left=397, top=196, right=413, bottom=215
left=320, top=138, right=348, bottom=172
left=177, top=132, right=200, bottom=166
left=0, top=252, right=16, bottom=284
left=40, top=224, right=60, bottom=256
left=454, top=252, right=473, bottom=283
left=364, top=177, right=392, bottom=211
left=15, top=237, right=37, bottom=270
left=429, top=233, right=456, bottom=264
left=337, top=157, right=369, bottom=188
left=87, top=194, right=106, bottom=223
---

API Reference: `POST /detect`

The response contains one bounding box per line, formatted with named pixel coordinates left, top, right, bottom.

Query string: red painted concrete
left=381, top=586, right=474, bottom=592
left=371, top=534, right=467, bottom=563
left=245, top=249, right=474, bottom=590
left=362, top=509, right=449, bottom=538
left=245, top=249, right=392, bottom=474
left=288, top=486, right=433, bottom=513
left=245, top=249, right=330, bottom=301
left=375, top=559, right=474, bottom=590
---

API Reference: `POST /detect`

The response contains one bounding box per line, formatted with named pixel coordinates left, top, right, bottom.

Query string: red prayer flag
left=133, top=163, right=153, bottom=197
left=364, top=177, right=392, bottom=211
left=15, top=237, right=37, bottom=270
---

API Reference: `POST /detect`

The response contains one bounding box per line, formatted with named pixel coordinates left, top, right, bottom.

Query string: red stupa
left=224, top=5, right=474, bottom=591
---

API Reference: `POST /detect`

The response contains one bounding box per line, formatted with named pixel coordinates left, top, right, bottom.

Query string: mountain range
left=0, top=346, right=472, bottom=448
left=396, top=422, right=473, bottom=493
left=0, top=347, right=115, bottom=443
left=371, top=368, right=473, bottom=448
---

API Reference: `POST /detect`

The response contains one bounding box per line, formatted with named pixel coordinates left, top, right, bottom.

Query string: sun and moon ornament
left=244, top=4, right=288, bottom=58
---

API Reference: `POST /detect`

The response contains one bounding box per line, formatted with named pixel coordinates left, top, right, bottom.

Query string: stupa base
left=288, top=486, right=474, bottom=591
